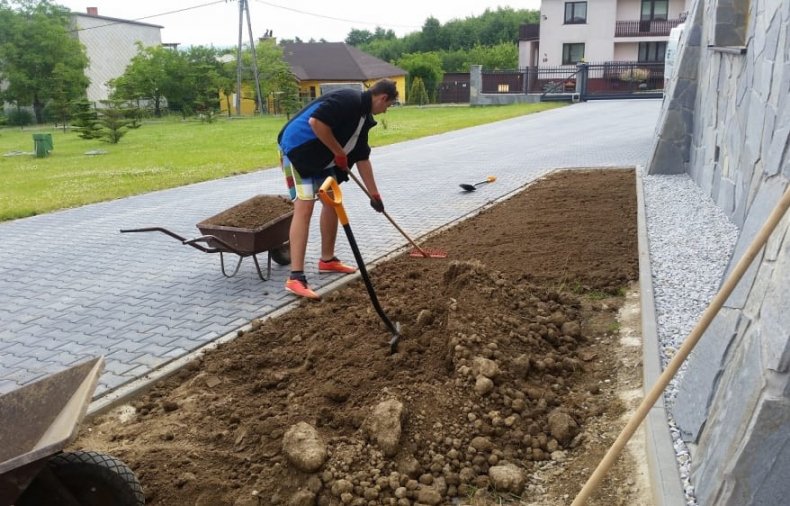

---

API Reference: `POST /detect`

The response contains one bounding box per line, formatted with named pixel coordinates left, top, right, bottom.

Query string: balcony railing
left=615, top=19, right=684, bottom=37
left=518, top=23, right=540, bottom=41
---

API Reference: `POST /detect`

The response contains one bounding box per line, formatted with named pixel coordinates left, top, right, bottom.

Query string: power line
left=251, top=0, right=421, bottom=31
left=70, top=1, right=227, bottom=33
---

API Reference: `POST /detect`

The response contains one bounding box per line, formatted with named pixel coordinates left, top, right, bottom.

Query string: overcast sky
left=57, top=0, right=541, bottom=47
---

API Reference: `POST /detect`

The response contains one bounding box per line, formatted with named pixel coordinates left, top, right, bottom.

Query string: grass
left=0, top=102, right=563, bottom=221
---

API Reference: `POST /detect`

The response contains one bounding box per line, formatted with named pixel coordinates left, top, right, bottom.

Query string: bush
left=619, top=68, right=651, bottom=82
left=409, top=76, right=429, bottom=106
left=6, top=109, right=34, bottom=127
left=71, top=98, right=102, bottom=139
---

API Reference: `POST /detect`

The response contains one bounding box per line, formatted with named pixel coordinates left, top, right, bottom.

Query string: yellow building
left=282, top=42, right=407, bottom=103
left=218, top=86, right=257, bottom=116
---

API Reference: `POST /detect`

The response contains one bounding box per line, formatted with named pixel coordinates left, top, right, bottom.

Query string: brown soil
left=200, top=195, right=293, bottom=229
left=76, top=168, right=647, bottom=506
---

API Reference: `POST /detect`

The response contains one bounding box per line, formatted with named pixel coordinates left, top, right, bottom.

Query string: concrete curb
left=635, top=166, right=686, bottom=506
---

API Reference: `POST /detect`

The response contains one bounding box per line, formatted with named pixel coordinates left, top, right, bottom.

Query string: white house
left=520, top=0, right=690, bottom=68
left=70, top=7, right=163, bottom=103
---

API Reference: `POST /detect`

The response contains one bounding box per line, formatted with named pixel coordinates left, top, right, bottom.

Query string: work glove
left=333, top=153, right=348, bottom=171
left=370, top=193, right=384, bottom=213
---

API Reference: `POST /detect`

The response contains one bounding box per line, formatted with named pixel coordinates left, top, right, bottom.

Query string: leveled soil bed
left=76, top=168, right=647, bottom=506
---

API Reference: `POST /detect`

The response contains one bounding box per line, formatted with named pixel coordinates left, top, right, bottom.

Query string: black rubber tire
left=17, top=450, right=145, bottom=506
left=270, top=243, right=291, bottom=265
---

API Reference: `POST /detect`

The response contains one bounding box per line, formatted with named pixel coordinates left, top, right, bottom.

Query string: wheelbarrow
left=0, top=357, right=145, bottom=505
left=121, top=195, right=293, bottom=281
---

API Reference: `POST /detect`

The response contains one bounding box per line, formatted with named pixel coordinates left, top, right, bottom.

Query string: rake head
left=409, top=247, right=448, bottom=259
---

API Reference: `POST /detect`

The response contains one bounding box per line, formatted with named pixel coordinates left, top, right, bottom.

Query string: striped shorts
left=280, top=154, right=327, bottom=201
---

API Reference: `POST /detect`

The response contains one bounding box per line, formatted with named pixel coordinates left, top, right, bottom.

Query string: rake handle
left=571, top=186, right=790, bottom=505
left=346, top=171, right=431, bottom=258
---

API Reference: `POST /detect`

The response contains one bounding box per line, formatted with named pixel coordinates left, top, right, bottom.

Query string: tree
left=345, top=28, right=373, bottom=46
left=182, top=45, right=227, bottom=118
left=396, top=52, right=444, bottom=103
left=409, top=76, right=429, bottom=106
left=0, top=0, right=89, bottom=123
left=71, top=98, right=101, bottom=139
left=355, top=7, right=538, bottom=69
left=110, top=42, right=184, bottom=117
left=255, top=39, right=300, bottom=115
left=467, top=43, right=518, bottom=70
left=97, top=99, right=132, bottom=144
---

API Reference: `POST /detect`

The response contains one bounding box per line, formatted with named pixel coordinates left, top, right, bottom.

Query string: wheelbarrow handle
left=183, top=235, right=246, bottom=256
left=120, top=226, right=188, bottom=242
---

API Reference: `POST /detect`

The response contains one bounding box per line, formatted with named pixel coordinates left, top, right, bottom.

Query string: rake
left=347, top=171, right=447, bottom=259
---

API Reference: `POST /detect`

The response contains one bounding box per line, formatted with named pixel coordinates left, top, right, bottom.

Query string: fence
left=479, top=63, right=665, bottom=99
left=614, top=19, right=684, bottom=37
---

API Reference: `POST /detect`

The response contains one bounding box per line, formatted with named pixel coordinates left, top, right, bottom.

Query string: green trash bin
left=32, top=133, right=53, bottom=158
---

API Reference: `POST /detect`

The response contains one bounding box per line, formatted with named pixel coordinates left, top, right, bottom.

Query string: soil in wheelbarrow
left=200, top=195, right=293, bottom=229
left=75, top=168, right=649, bottom=506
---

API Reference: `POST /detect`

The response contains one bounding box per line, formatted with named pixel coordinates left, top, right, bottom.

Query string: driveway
left=0, top=99, right=661, bottom=398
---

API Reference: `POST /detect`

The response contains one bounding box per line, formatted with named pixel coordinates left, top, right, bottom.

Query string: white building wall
left=613, top=42, right=639, bottom=60
left=540, top=0, right=618, bottom=65
left=538, top=0, right=691, bottom=66
left=71, top=13, right=162, bottom=104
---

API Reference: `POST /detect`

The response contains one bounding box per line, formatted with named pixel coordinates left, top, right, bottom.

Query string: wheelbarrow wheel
left=17, top=450, right=145, bottom=506
left=270, top=243, right=291, bottom=265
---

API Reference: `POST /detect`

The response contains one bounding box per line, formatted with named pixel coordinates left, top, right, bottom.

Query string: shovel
left=460, top=176, right=496, bottom=192
left=318, top=176, right=402, bottom=354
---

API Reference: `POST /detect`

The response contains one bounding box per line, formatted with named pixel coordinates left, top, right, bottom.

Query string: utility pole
left=234, top=0, right=264, bottom=116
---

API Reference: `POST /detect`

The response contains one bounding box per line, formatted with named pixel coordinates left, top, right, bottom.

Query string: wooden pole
left=572, top=186, right=790, bottom=505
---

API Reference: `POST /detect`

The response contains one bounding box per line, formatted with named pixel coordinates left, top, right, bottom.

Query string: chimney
left=86, top=7, right=98, bottom=16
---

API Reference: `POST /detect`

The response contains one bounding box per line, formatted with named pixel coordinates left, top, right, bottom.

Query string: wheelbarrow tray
left=0, top=357, right=103, bottom=503
left=196, top=195, right=293, bottom=255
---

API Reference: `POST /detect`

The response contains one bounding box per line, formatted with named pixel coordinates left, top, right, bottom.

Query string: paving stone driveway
left=0, top=100, right=660, bottom=397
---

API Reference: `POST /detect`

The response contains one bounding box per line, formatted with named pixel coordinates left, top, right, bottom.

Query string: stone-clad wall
left=647, top=0, right=790, bottom=504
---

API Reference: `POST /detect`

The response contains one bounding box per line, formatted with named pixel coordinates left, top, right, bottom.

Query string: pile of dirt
left=76, top=169, right=643, bottom=506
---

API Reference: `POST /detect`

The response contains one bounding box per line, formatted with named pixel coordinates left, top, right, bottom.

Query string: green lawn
left=0, top=102, right=562, bottom=221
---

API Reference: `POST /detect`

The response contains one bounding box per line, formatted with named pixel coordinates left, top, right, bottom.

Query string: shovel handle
left=318, top=177, right=349, bottom=225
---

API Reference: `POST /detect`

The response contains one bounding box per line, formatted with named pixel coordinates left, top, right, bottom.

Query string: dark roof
left=282, top=42, right=405, bottom=81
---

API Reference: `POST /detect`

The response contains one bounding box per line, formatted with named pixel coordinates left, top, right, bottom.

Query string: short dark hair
left=369, top=79, right=398, bottom=101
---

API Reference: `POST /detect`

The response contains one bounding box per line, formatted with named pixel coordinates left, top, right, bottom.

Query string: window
left=564, top=2, right=587, bottom=24
left=714, top=0, right=749, bottom=47
left=639, top=41, right=667, bottom=62
left=641, top=0, right=668, bottom=21
left=562, top=43, right=585, bottom=65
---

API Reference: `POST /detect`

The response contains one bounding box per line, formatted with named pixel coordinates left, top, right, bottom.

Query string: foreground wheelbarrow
left=0, top=357, right=145, bottom=505
left=122, top=195, right=293, bottom=281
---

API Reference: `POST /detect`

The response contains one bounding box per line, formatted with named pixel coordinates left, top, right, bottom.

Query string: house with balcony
left=514, top=0, right=689, bottom=97
left=519, top=0, right=689, bottom=67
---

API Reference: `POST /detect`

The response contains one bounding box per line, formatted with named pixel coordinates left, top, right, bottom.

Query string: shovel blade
left=459, top=184, right=476, bottom=192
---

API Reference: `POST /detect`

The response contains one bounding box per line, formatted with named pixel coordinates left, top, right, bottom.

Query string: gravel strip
left=642, top=173, right=739, bottom=505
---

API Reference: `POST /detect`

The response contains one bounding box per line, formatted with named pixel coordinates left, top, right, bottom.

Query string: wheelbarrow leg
left=250, top=253, right=272, bottom=282
left=219, top=252, right=245, bottom=278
